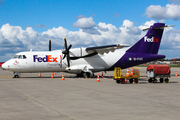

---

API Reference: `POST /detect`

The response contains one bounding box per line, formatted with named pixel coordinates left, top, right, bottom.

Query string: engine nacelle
left=69, top=47, right=95, bottom=58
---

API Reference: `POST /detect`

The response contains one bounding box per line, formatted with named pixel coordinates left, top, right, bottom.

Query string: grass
left=137, top=64, right=180, bottom=67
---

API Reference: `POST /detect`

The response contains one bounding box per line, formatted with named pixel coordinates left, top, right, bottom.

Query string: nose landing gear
left=13, top=72, right=20, bottom=78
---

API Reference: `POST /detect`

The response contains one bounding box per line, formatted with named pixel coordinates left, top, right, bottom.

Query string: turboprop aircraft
left=2, top=23, right=173, bottom=78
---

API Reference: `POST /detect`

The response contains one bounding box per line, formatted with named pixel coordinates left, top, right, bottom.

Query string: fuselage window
left=23, top=55, right=27, bottom=59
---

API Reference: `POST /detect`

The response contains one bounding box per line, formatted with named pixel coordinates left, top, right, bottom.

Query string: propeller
left=49, top=39, right=51, bottom=51
left=62, top=37, right=72, bottom=68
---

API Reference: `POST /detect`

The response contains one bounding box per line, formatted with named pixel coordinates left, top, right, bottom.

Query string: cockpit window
left=12, top=55, right=27, bottom=59
left=23, top=55, right=27, bottom=59
left=18, top=55, right=22, bottom=59
left=13, top=55, right=18, bottom=59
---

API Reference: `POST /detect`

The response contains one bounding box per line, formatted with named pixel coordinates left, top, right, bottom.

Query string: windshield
left=12, top=55, right=18, bottom=59
left=12, top=55, right=27, bottom=59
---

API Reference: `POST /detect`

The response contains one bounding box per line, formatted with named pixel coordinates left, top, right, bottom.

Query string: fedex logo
left=33, top=55, right=58, bottom=62
left=144, top=36, right=159, bottom=42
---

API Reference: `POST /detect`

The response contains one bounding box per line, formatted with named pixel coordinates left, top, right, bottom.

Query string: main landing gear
left=76, top=72, right=94, bottom=78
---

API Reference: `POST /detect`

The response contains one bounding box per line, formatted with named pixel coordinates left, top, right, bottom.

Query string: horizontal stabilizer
left=143, top=25, right=175, bottom=31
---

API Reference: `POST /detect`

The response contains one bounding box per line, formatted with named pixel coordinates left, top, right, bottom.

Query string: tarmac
left=0, top=67, right=180, bottom=120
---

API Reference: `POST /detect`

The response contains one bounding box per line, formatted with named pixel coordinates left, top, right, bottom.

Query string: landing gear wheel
left=76, top=72, right=83, bottom=77
left=129, top=79, right=133, bottom=84
left=121, top=79, right=125, bottom=84
left=153, top=79, right=157, bottom=83
left=165, top=78, right=169, bottom=83
left=82, top=72, right=93, bottom=78
left=14, top=75, right=19, bottom=78
left=160, top=78, right=164, bottom=83
left=116, top=79, right=121, bottom=84
left=83, top=72, right=88, bottom=78
left=135, top=79, right=139, bottom=83
left=148, top=78, right=152, bottom=83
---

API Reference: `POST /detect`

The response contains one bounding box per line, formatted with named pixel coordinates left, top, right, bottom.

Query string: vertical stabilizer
left=126, top=23, right=165, bottom=54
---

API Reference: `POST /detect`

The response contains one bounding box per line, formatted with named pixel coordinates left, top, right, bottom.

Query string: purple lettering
left=33, top=55, right=58, bottom=63
left=42, top=56, right=47, bottom=62
left=38, top=57, right=42, bottom=62
left=33, top=55, right=38, bottom=62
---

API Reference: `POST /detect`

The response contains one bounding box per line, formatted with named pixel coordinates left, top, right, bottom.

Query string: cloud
left=75, top=15, right=86, bottom=19
left=169, top=0, right=180, bottom=4
left=139, top=20, right=156, bottom=30
left=72, top=16, right=96, bottom=29
left=25, top=24, right=48, bottom=28
left=91, top=14, right=96, bottom=17
left=0, top=0, right=4, bottom=6
left=114, top=13, right=120, bottom=17
left=83, top=28, right=101, bottom=35
left=145, top=4, right=180, bottom=21
left=0, top=20, right=180, bottom=61
left=72, top=16, right=101, bottom=35
left=122, top=20, right=141, bottom=35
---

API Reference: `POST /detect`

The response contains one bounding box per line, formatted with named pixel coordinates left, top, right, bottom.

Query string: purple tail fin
left=127, top=23, right=165, bottom=54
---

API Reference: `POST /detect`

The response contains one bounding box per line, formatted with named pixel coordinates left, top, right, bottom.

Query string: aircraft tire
left=121, top=79, right=125, bottom=84
left=152, top=78, right=157, bottom=83
left=83, top=72, right=88, bottom=78
left=77, top=73, right=83, bottom=77
left=116, top=80, right=121, bottom=84
left=135, top=79, right=138, bottom=83
left=14, top=75, right=19, bottom=78
left=160, top=78, right=164, bottom=83
left=82, top=72, right=93, bottom=78
left=148, top=78, right=152, bottom=83
left=129, top=79, right=133, bottom=84
left=165, top=78, right=169, bottom=83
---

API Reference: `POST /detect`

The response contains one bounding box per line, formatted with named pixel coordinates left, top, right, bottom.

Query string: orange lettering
left=47, top=55, right=53, bottom=62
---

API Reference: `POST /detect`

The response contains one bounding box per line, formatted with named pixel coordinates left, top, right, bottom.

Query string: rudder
left=127, top=23, right=165, bottom=54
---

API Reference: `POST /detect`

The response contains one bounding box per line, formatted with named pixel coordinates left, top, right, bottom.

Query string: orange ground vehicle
left=147, top=65, right=171, bottom=83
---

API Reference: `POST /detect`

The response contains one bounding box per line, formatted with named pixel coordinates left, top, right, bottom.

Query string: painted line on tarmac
left=0, top=76, right=13, bottom=78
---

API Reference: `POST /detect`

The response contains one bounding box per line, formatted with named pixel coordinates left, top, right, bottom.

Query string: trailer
left=114, top=67, right=140, bottom=84
left=147, top=65, right=171, bottom=83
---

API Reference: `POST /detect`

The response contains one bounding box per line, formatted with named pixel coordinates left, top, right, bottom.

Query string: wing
left=86, top=44, right=129, bottom=55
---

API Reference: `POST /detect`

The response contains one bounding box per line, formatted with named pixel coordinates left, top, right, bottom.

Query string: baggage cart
left=147, top=65, right=171, bottom=83
left=114, top=67, right=140, bottom=84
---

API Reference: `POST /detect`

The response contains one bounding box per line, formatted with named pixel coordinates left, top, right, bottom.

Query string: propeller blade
left=67, top=54, right=70, bottom=68
left=62, top=50, right=67, bottom=54
left=62, top=37, right=72, bottom=68
left=64, top=37, right=68, bottom=50
left=63, top=54, right=66, bottom=59
left=49, top=39, right=51, bottom=51
left=68, top=44, right=72, bottom=51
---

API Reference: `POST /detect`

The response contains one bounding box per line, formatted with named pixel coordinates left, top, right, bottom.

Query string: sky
left=0, top=0, right=180, bottom=61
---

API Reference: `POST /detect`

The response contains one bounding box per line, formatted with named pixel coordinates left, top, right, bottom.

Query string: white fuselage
left=2, top=47, right=129, bottom=74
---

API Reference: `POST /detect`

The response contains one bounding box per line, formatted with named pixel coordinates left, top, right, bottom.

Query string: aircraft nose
left=2, top=62, right=9, bottom=70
